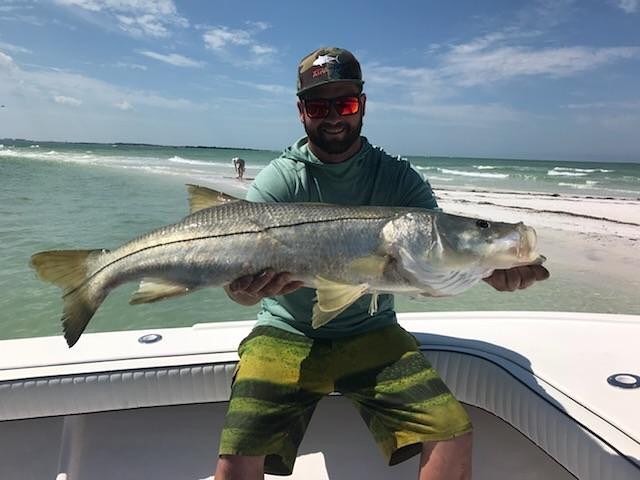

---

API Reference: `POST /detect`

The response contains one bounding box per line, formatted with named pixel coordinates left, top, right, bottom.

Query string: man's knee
left=420, top=432, right=473, bottom=480
left=422, top=431, right=473, bottom=461
left=215, top=454, right=264, bottom=480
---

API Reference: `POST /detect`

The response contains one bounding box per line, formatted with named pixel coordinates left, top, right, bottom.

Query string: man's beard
left=304, top=118, right=363, bottom=155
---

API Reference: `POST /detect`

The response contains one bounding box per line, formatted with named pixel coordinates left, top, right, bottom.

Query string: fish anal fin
left=311, top=276, right=369, bottom=329
left=129, top=279, right=194, bottom=305
left=186, top=184, right=240, bottom=213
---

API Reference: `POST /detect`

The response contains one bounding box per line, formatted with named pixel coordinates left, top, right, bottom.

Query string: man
left=215, top=47, right=549, bottom=480
left=232, top=157, right=246, bottom=180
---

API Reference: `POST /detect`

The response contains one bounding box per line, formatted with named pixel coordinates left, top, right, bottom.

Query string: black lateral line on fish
left=62, top=214, right=396, bottom=298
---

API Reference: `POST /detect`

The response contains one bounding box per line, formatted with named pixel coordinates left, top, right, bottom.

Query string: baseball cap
left=296, top=47, right=364, bottom=97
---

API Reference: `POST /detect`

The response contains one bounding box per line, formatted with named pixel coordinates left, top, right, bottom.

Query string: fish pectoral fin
left=395, top=246, right=434, bottom=283
left=129, top=279, right=194, bottom=305
left=311, top=277, right=369, bottom=329
left=186, top=184, right=241, bottom=213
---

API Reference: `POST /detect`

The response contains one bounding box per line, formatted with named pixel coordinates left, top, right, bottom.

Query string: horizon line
left=1, top=137, right=639, bottom=165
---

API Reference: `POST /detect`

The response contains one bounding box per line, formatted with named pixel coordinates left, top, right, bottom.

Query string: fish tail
left=30, top=249, right=107, bottom=347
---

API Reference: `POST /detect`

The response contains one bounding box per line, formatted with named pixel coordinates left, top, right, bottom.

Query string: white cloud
left=0, top=55, right=202, bottom=112
left=114, top=62, right=147, bottom=71
left=116, top=14, right=169, bottom=37
left=251, top=44, right=276, bottom=56
left=54, top=95, right=82, bottom=106
left=202, top=24, right=277, bottom=66
left=363, top=30, right=640, bottom=131
left=55, top=0, right=180, bottom=17
left=525, top=0, right=578, bottom=27
left=617, top=0, right=638, bottom=13
left=138, top=50, right=204, bottom=68
left=365, top=64, right=450, bottom=104
left=0, top=13, right=45, bottom=26
left=237, top=81, right=290, bottom=95
left=0, top=6, right=25, bottom=13
left=0, top=41, right=32, bottom=54
left=449, top=33, right=508, bottom=55
left=0, top=1, right=35, bottom=14
left=440, top=34, right=640, bottom=86
left=246, top=21, right=269, bottom=31
left=0, top=51, right=15, bottom=68
left=115, top=100, right=132, bottom=110
left=566, top=100, right=640, bottom=110
left=203, top=27, right=251, bottom=50
left=54, top=0, right=188, bottom=37
left=370, top=99, right=522, bottom=127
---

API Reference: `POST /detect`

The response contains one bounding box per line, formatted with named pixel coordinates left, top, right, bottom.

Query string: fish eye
left=476, top=219, right=490, bottom=229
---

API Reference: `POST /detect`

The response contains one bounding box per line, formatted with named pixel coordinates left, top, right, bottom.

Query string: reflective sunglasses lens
left=305, top=100, right=330, bottom=118
left=335, top=97, right=360, bottom=115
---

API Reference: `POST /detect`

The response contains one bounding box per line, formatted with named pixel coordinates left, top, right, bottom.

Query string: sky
left=0, top=0, right=639, bottom=161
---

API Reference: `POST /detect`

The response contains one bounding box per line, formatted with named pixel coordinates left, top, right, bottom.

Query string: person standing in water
left=232, top=157, right=246, bottom=180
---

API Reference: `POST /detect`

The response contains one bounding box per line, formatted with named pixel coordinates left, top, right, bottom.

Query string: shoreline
left=437, top=189, right=640, bottom=238
left=437, top=188, right=640, bottom=303
left=435, top=185, right=640, bottom=202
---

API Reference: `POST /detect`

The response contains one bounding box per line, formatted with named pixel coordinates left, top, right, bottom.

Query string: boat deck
left=1, top=311, right=639, bottom=479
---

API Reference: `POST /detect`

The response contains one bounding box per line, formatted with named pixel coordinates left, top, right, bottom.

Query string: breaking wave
left=439, top=168, right=509, bottom=179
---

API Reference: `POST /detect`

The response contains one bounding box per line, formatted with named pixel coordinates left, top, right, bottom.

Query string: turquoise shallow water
left=1, top=140, right=639, bottom=341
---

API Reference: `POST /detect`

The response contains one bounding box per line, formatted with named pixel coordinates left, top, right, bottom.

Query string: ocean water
left=1, top=139, right=639, bottom=341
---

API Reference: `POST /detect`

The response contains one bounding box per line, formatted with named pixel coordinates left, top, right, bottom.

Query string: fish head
left=434, top=213, right=541, bottom=270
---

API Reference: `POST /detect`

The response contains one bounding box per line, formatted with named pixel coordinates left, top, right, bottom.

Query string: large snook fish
left=31, top=185, right=544, bottom=347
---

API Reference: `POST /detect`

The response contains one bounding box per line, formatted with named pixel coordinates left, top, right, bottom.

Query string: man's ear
left=297, top=99, right=305, bottom=123
left=360, top=93, right=366, bottom=117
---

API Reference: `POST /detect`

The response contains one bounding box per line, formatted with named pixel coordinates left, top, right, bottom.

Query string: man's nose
left=324, top=103, right=342, bottom=121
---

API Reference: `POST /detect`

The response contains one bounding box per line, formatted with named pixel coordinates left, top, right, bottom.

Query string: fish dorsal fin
left=186, top=184, right=240, bottom=214
left=311, top=276, right=369, bottom=329
left=129, top=278, right=194, bottom=305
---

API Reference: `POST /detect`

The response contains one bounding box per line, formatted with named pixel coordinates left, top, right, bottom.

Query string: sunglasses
left=303, top=96, right=361, bottom=119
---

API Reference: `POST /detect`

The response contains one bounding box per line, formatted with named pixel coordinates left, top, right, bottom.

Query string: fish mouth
left=489, top=224, right=540, bottom=268
left=513, top=224, right=540, bottom=264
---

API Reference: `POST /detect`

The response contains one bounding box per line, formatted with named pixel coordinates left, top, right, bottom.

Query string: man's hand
left=483, top=264, right=550, bottom=292
left=225, top=269, right=304, bottom=306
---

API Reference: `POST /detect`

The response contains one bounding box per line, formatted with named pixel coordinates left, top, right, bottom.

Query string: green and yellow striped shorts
left=218, top=324, right=472, bottom=475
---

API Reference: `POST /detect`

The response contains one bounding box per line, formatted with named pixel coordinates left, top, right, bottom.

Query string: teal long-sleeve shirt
left=246, top=136, right=438, bottom=338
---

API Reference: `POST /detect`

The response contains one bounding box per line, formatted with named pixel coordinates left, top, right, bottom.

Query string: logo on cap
left=312, top=67, right=328, bottom=78
left=312, top=55, right=339, bottom=67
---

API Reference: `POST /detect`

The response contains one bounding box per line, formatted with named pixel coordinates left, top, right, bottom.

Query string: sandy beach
left=435, top=188, right=640, bottom=303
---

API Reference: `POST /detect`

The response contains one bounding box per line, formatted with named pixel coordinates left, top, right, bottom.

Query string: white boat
left=1, top=311, right=639, bottom=480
